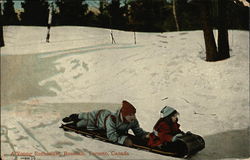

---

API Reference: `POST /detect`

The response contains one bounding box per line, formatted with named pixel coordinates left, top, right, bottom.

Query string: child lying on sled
left=62, top=100, right=150, bottom=147
left=148, top=106, right=191, bottom=153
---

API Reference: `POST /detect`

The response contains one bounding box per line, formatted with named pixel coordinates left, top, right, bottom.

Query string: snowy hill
left=1, top=26, right=249, bottom=160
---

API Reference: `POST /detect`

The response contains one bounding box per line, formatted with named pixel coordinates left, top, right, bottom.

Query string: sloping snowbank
left=1, top=26, right=249, bottom=160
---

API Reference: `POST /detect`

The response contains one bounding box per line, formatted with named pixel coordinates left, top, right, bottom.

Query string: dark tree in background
left=227, top=1, right=249, bottom=30
left=0, top=4, right=5, bottom=47
left=217, top=0, right=230, bottom=60
left=175, top=0, right=201, bottom=30
left=199, top=1, right=218, bottom=61
left=98, top=0, right=112, bottom=28
left=128, top=0, right=170, bottom=32
left=97, top=0, right=129, bottom=30
left=187, top=0, right=239, bottom=61
left=3, top=0, right=19, bottom=25
left=172, top=0, right=179, bottom=31
left=172, top=0, right=248, bottom=31
left=107, top=0, right=128, bottom=29
left=108, top=0, right=121, bottom=28
left=55, top=0, right=88, bottom=25
left=0, top=0, right=247, bottom=32
left=83, top=11, right=99, bottom=27
left=20, top=0, right=49, bottom=26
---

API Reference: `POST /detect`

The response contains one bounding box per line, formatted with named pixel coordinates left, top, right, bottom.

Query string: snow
left=1, top=26, right=249, bottom=160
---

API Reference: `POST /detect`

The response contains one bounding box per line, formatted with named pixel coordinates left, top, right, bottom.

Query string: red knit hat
left=121, top=100, right=136, bottom=117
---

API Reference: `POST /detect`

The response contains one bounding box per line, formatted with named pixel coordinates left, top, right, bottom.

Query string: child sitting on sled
left=148, top=106, right=191, bottom=153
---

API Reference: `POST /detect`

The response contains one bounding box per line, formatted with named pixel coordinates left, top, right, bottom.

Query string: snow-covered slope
left=1, top=26, right=249, bottom=160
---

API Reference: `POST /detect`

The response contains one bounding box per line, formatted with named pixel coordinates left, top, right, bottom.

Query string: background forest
left=1, top=0, right=249, bottom=32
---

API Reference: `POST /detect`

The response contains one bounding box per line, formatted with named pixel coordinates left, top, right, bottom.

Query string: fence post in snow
left=110, top=29, right=116, bottom=44
left=134, top=31, right=136, bottom=44
left=46, top=2, right=53, bottom=43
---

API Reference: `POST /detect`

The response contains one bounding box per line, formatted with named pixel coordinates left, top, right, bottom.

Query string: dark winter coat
left=148, top=118, right=182, bottom=147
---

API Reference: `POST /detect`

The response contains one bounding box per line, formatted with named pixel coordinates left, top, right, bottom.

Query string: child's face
left=171, top=113, right=179, bottom=123
left=125, top=113, right=136, bottom=122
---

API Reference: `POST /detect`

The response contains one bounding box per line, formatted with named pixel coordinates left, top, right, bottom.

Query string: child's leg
left=76, top=112, right=88, bottom=127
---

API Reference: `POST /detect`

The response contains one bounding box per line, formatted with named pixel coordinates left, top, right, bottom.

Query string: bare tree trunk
left=46, top=3, right=53, bottom=43
left=0, top=27, right=3, bottom=47
left=110, top=30, right=116, bottom=44
left=134, top=31, right=136, bottom=44
left=217, top=0, right=230, bottom=60
left=200, top=2, right=218, bottom=61
left=173, top=0, right=180, bottom=31
left=0, top=4, right=4, bottom=47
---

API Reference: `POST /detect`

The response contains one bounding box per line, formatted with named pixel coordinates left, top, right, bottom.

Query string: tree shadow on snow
left=191, top=128, right=250, bottom=160
left=1, top=54, right=60, bottom=106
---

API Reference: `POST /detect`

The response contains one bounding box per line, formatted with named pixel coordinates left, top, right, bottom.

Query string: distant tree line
left=1, top=3, right=5, bottom=47
left=1, top=0, right=249, bottom=32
